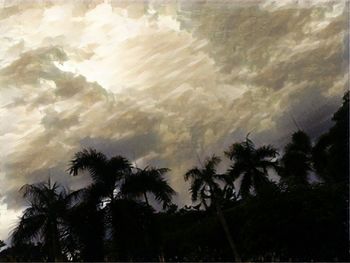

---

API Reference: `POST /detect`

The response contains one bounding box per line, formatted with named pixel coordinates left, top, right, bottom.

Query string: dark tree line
left=0, top=92, right=348, bottom=262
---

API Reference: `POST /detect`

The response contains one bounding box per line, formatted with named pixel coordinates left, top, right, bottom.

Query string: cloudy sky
left=0, top=0, right=348, bottom=241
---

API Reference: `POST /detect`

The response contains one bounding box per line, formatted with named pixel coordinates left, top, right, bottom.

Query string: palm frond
left=12, top=214, right=46, bottom=245
left=121, top=166, right=175, bottom=208
left=205, top=155, right=221, bottom=173
left=256, top=145, right=278, bottom=160
left=151, top=178, right=176, bottom=209
left=108, top=156, right=132, bottom=176
left=65, top=188, right=86, bottom=208
left=189, top=178, right=203, bottom=202
left=216, top=172, right=235, bottom=186
left=225, top=143, right=248, bottom=161
left=226, top=162, right=246, bottom=180
left=68, top=148, right=108, bottom=183
left=184, top=167, right=202, bottom=181
left=239, top=172, right=252, bottom=199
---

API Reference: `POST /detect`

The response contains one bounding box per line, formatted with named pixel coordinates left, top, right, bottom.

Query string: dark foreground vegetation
left=0, top=92, right=348, bottom=262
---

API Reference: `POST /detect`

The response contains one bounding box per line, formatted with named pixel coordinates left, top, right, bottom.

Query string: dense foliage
left=0, top=92, right=348, bottom=262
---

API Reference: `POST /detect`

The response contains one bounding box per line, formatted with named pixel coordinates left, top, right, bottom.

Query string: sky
left=0, top=0, right=348, bottom=242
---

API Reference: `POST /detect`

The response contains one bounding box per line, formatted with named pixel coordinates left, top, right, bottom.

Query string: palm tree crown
left=121, top=166, right=175, bottom=209
left=68, top=148, right=132, bottom=201
left=279, top=130, right=312, bottom=186
left=225, top=137, right=278, bottom=198
left=184, top=155, right=241, bottom=261
left=184, top=155, right=227, bottom=208
left=12, top=179, right=80, bottom=262
left=68, top=149, right=132, bottom=260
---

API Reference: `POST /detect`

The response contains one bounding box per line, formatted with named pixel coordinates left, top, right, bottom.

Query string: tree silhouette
left=313, top=91, right=349, bottom=183
left=225, top=136, right=278, bottom=198
left=68, top=148, right=132, bottom=260
left=279, top=130, right=312, bottom=187
left=68, top=148, right=132, bottom=202
left=11, top=179, right=81, bottom=261
left=121, top=166, right=175, bottom=209
left=184, top=155, right=241, bottom=262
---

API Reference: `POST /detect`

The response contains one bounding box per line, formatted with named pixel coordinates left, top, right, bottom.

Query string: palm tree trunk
left=47, top=223, right=56, bottom=262
left=144, top=192, right=150, bottom=206
left=53, top=222, right=63, bottom=262
left=216, top=204, right=241, bottom=262
left=47, top=225, right=60, bottom=262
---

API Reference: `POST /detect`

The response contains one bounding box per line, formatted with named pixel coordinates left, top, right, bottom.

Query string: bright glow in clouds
left=0, top=0, right=348, bottom=242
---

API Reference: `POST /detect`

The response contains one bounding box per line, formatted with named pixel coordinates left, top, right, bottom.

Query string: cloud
left=0, top=0, right=348, bottom=240
left=176, top=0, right=348, bottom=139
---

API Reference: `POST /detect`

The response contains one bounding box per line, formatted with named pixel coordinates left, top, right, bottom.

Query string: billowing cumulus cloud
left=0, top=0, right=348, bottom=240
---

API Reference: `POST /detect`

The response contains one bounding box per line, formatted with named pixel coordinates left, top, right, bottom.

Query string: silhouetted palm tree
left=68, top=148, right=132, bottom=260
left=121, top=166, right=175, bottom=209
left=68, top=148, right=132, bottom=202
left=225, top=136, right=278, bottom=198
left=184, top=155, right=241, bottom=262
left=120, top=166, right=175, bottom=261
left=279, top=130, right=312, bottom=187
left=12, top=179, right=80, bottom=262
left=313, top=91, right=349, bottom=183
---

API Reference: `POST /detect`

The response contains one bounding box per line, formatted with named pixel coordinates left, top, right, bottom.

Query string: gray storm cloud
left=0, top=0, right=348, bottom=239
